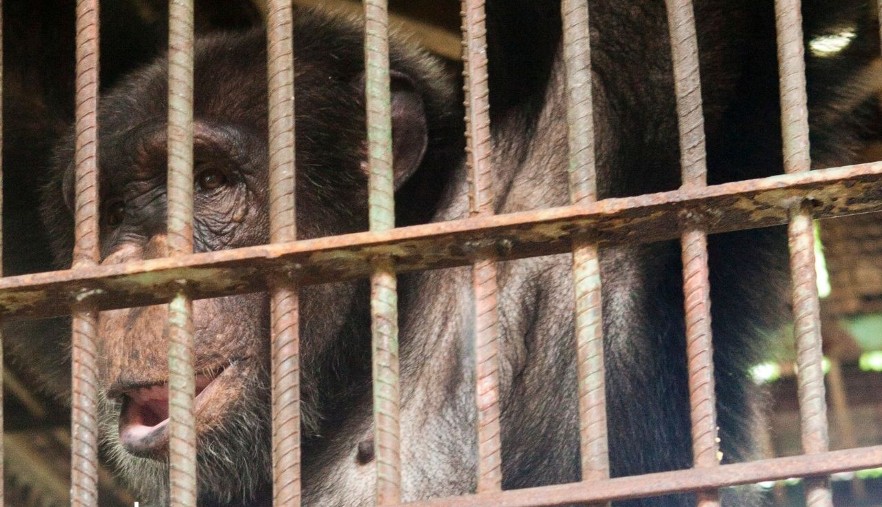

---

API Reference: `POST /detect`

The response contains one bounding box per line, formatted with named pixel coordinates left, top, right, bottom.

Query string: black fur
left=6, top=1, right=881, bottom=506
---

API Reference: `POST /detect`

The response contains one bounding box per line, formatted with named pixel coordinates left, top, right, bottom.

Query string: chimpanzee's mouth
left=117, top=363, right=236, bottom=458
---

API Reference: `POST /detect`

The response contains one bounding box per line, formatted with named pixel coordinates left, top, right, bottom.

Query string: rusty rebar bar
left=364, top=0, right=402, bottom=502
left=397, top=446, right=882, bottom=507
left=365, top=0, right=395, bottom=234
left=788, top=206, right=830, bottom=505
left=0, top=0, right=5, bottom=501
left=266, top=1, right=300, bottom=505
left=665, top=1, right=720, bottom=506
left=71, top=307, right=99, bottom=507
left=167, top=293, right=195, bottom=505
left=167, top=0, right=196, bottom=504
left=0, top=162, right=878, bottom=322
left=679, top=228, right=717, bottom=499
left=666, top=0, right=708, bottom=190
left=370, top=259, right=400, bottom=504
left=774, top=0, right=831, bottom=505
left=461, top=0, right=502, bottom=492
left=71, top=1, right=101, bottom=504
left=775, top=1, right=811, bottom=176
left=562, top=0, right=597, bottom=207
left=560, top=0, right=609, bottom=489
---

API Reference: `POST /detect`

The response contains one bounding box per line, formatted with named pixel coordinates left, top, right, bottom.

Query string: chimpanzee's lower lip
left=117, top=363, right=239, bottom=458
left=119, top=406, right=170, bottom=458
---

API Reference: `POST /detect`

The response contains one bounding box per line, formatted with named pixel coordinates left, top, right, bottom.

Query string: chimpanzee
left=9, top=0, right=882, bottom=506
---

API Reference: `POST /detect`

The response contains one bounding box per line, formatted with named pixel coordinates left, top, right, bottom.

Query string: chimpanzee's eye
left=105, top=200, right=126, bottom=227
left=196, top=167, right=230, bottom=191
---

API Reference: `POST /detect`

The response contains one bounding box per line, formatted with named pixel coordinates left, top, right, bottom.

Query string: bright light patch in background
left=809, top=28, right=857, bottom=57
left=750, top=362, right=781, bottom=383
left=856, top=468, right=882, bottom=480
left=859, top=351, right=882, bottom=372
left=758, top=470, right=881, bottom=490
left=843, top=314, right=882, bottom=350
left=814, top=222, right=831, bottom=298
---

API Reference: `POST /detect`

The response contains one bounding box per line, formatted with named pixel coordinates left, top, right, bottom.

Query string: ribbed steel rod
left=266, top=1, right=301, bottom=505
left=0, top=0, right=5, bottom=501
left=562, top=0, right=598, bottom=206
left=560, top=0, right=608, bottom=491
left=774, top=0, right=831, bottom=505
left=364, top=0, right=402, bottom=503
left=398, top=445, right=882, bottom=507
left=167, top=0, right=196, bottom=504
left=665, top=0, right=720, bottom=506
left=0, top=162, right=876, bottom=321
left=461, top=0, right=502, bottom=493
left=666, top=0, right=708, bottom=190
left=71, top=0, right=101, bottom=504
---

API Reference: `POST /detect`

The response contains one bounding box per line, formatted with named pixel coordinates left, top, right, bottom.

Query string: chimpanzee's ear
left=357, top=71, right=429, bottom=190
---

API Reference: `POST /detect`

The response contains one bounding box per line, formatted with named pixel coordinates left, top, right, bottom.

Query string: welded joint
left=678, top=209, right=710, bottom=228
left=781, top=195, right=822, bottom=212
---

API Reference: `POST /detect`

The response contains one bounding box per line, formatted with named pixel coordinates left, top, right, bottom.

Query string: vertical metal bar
left=774, top=1, right=832, bottom=505
left=562, top=0, right=598, bottom=206
left=461, top=0, right=502, bottom=493
left=266, top=1, right=300, bottom=505
left=667, top=0, right=708, bottom=190
left=665, top=1, right=720, bottom=506
left=560, top=0, right=609, bottom=492
left=364, top=0, right=401, bottom=503
left=167, top=0, right=196, bottom=504
left=0, top=0, right=5, bottom=501
left=71, top=0, right=100, bottom=504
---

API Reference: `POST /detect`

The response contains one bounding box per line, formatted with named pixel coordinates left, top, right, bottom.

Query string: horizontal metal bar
left=1, top=162, right=880, bottom=320
left=398, top=446, right=882, bottom=507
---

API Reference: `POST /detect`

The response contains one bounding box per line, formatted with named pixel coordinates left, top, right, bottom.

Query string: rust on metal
left=370, top=259, right=400, bottom=504
left=0, top=0, right=5, bottom=500
left=364, top=0, right=403, bottom=502
left=266, top=1, right=301, bottom=505
left=71, top=0, right=101, bottom=504
left=398, top=446, right=882, bottom=507
left=561, top=0, right=598, bottom=206
left=471, top=256, right=501, bottom=490
left=560, top=0, right=609, bottom=488
left=0, top=162, right=878, bottom=321
left=167, top=0, right=197, bottom=504
left=666, top=0, right=708, bottom=191
left=774, top=0, right=831, bottom=505
left=788, top=205, right=831, bottom=504
left=70, top=308, right=99, bottom=507
left=665, top=1, right=719, bottom=506
left=680, top=228, right=717, bottom=468
left=461, top=0, right=502, bottom=492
